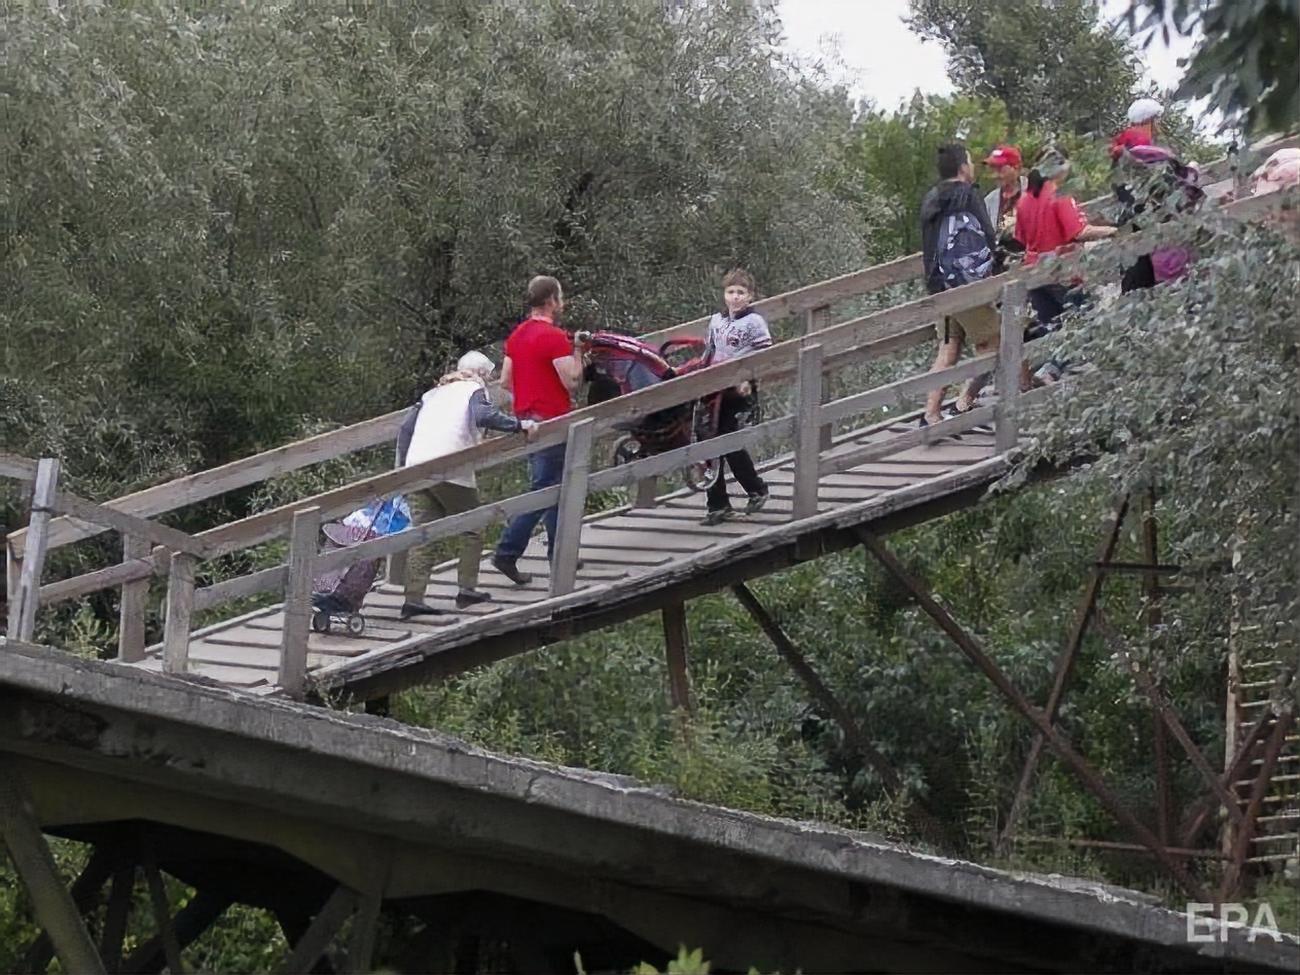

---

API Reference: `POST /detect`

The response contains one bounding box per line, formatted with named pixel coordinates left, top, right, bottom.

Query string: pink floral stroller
left=310, top=498, right=409, bottom=636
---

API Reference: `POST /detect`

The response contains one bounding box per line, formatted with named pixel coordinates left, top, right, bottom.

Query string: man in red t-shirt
left=491, top=275, right=586, bottom=584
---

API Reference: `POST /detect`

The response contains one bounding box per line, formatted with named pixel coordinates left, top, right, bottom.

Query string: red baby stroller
left=581, top=331, right=739, bottom=491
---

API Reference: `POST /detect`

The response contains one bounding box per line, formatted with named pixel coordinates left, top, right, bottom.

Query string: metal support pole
left=730, top=582, right=947, bottom=845
left=858, top=529, right=1210, bottom=902
left=1220, top=708, right=1295, bottom=900
left=999, top=497, right=1129, bottom=852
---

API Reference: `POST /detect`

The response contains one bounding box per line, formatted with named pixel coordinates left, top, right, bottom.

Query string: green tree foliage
left=1, top=0, right=866, bottom=501
left=1123, top=0, right=1300, bottom=133
left=906, top=0, right=1142, bottom=132
left=1018, top=205, right=1300, bottom=689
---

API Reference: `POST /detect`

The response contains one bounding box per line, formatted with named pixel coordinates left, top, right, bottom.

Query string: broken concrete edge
left=0, top=639, right=1295, bottom=969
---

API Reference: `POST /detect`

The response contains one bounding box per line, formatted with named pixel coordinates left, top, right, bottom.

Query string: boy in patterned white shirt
left=701, top=269, right=771, bottom=524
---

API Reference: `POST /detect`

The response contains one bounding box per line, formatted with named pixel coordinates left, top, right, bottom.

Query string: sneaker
left=455, top=588, right=493, bottom=608
left=702, top=507, right=735, bottom=526
left=490, top=554, right=533, bottom=586
left=745, top=491, right=769, bottom=514
left=399, top=601, right=456, bottom=626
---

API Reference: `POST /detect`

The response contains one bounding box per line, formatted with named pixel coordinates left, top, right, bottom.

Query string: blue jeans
left=495, top=442, right=567, bottom=562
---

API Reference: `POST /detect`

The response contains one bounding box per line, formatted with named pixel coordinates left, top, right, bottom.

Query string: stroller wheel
left=345, top=613, right=366, bottom=637
left=310, top=610, right=331, bottom=634
left=684, top=459, right=721, bottom=493
left=612, top=435, right=643, bottom=466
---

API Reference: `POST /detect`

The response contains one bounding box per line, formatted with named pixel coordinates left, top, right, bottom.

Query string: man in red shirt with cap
left=983, top=144, right=1028, bottom=249
left=491, top=275, right=586, bottom=585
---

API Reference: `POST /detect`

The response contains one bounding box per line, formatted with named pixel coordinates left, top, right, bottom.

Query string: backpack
left=936, top=211, right=994, bottom=289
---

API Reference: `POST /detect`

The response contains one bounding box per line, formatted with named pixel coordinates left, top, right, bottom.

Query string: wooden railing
left=3, top=179, right=1293, bottom=696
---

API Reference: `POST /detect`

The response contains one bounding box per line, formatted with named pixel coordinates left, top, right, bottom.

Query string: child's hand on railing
left=519, top=418, right=539, bottom=442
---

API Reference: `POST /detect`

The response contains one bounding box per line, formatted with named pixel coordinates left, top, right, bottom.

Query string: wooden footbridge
left=2, top=153, right=1299, bottom=971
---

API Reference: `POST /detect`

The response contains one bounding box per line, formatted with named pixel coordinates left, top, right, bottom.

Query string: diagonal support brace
left=857, top=528, right=1211, bottom=903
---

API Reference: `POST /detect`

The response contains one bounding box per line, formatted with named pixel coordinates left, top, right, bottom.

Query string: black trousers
left=706, top=388, right=766, bottom=511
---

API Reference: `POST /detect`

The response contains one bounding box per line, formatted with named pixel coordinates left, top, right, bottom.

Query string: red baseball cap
left=984, top=145, right=1022, bottom=168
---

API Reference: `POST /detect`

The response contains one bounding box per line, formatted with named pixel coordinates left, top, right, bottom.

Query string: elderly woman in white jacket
left=395, top=351, right=536, bottom=621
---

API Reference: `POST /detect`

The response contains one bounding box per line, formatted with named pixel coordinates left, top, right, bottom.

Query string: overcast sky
left=776, top=0, right=1199, bottom=111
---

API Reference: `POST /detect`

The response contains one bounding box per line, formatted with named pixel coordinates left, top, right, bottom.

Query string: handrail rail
left=0, top=452, right=39, bottom=484
left=11, top=187, right=1295, bottom=613
left=14, top=135, right=1293, bottom=564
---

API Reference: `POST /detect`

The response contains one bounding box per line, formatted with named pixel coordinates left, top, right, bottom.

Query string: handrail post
left=632, top=475, right=657, bottom=509
left=550, top=419, right=594, bottom=597
left=118, top=534, right=149, bottom=662
left=6, top=539, right=21, bottom=638
left=162, top=553, right=197, bottom=674
left=279, top=506, right=321, bottom=698
left=13, top=458, right=60, bottom=642
left=995, top=282, right=1028, bottom=453
left=793, top=344, right=824, bottom=520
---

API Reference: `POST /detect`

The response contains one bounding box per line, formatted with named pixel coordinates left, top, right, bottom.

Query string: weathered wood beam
left=280, top=507, right=321, bottom=699
left=857, top=529, right=1211, bottom=903
left=994, top=281, right=1027, bottom=453
left=661, top=602, right=693, bottom=714
left=0, top=451, right=39, bottom=483
left=161, top=554, right=197, bottom=675
left=551, top=419, right=594, bottom=598
left=792, top=344, right=824, bottom=521
left=0, top=757, right=107, bottom=975
left=53, top=490, right=210, bottom=558
left=14, top=458, right=59, bottom=642
left=118, top=536, right=151, bottom=663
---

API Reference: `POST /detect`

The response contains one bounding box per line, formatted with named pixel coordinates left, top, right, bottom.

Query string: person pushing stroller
left=396, top=350, right=537, bottom=621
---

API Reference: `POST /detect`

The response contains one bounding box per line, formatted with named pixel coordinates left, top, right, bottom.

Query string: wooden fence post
left=994, top=282, right=1027, bottom=453
left=792, top=344, right=824, bottom=520
left=118, top=535, right=150, bottom=662
left=632, top=476, right=658, bottom=509
left=550, top=419, right=594, bottom=597
left=279, top=506, right=321, bottom=698
left=6, top=539, right=22, bottom=638
left=162, top=553, right=197, bottom=674
left=14, top=458, right=60, bottom=643
left=804, top=306, right=833, bottom=450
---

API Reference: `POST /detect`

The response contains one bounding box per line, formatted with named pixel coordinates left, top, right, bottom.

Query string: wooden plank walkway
left=132, top=415, right=1001, bottom=698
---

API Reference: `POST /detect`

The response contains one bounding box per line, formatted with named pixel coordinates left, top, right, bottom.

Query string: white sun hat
left=1127, top=97, right=1163, bottom=125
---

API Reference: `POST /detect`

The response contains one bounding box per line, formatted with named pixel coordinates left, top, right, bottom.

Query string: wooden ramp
left=135, top=415, right=1002, bottom=700
left=5, top=162, right=1288, bottom=705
